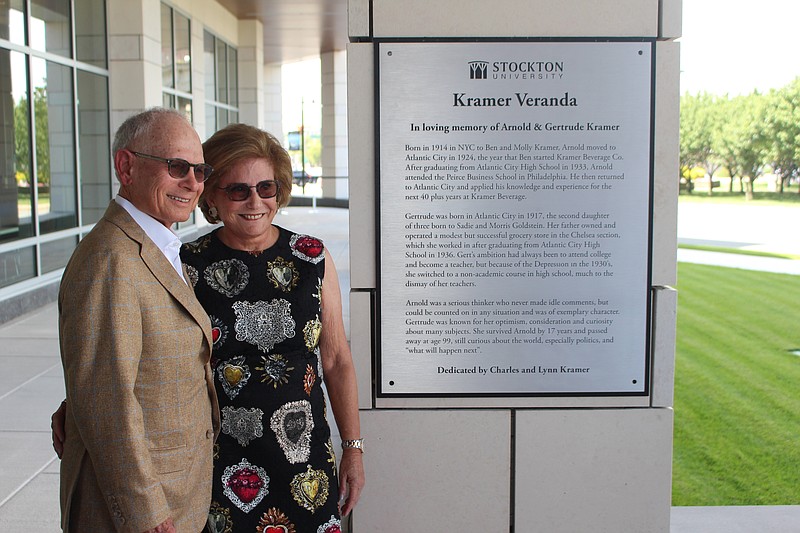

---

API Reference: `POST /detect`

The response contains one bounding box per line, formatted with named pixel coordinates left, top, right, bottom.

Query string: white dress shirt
left=114, top=196, right=187, bottom=283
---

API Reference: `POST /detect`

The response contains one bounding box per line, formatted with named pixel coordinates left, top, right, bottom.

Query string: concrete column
left=347, top=1, right=681, bottom=531
left=321, top=50, right=348, bottom=200
left=237, top=19, right=264, bottom=128
left=107, top=0, right=163, bottom=137
left=263, top=62, right=283, bottom=139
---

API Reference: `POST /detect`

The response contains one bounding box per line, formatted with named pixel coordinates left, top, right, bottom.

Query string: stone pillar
left=347, top=0, right=681, bottom=531
left=107, top=0, right=163, bottom=140
left=237, top=18, right=264, bottom=128
left=262, top=62, right=283, bottom=139
left=321, top=50, right=348, bottom=200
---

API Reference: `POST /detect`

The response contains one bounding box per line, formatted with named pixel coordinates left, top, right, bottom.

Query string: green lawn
left=672, top=262, right=800, bottom=505
left=680, top=181, right=800, bottom=206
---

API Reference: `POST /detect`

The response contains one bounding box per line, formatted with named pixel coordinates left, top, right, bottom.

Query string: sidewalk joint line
left=0, top=363, right=60, bottom=402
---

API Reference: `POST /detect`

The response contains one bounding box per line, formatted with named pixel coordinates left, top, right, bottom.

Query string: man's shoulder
left=72, top=217, right=137, bottom=257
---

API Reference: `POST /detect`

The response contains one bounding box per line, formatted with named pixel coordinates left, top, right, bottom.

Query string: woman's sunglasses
left=217, top=180, right=279, bottom=201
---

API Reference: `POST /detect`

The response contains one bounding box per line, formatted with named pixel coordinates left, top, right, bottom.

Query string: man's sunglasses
left=131, top=151, right=213, bottom=183
left=217, top=180, right=279, bottom=201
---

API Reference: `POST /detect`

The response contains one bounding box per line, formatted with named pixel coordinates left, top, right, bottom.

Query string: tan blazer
left=59, top=201, right=220, bottom=533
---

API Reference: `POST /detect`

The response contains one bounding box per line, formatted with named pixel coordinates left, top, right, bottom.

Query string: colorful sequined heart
left=301, top=479, right=319, bottom=500
left=290, top=234, right=324, bottom=264
left=221, top=459, right=269, bottom=513
left=294, top=236, right=322, bottom=258
left=290, top=465, right=329, bottom=512
left=229, top=468, right=262, bottom=503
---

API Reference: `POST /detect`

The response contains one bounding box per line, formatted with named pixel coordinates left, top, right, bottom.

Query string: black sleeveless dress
left=182, top=226, right=341, bottom=533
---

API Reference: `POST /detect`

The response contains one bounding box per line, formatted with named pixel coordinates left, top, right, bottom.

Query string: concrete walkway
left=1, top=205, right=798, bottom=531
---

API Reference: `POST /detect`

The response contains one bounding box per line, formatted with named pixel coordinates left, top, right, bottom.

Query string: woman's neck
left=217, top=225, right=279, bottom=253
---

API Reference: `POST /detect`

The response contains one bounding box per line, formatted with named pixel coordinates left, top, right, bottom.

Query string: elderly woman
left=52, top=123, right=364, bottom=533
left=183, top=123, right=364, bottom=532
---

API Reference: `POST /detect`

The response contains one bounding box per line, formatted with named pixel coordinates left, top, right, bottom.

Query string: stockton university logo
left=469, top=61, right=489, bottom=80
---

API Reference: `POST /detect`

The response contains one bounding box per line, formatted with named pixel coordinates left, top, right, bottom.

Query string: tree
left=680, top=92, right=723, bottom=194
left=764, top=78, right=800, bottom=193
left=714, top=97, right=744, bottom=194
left=13, top=96, right=30, bottom=186
left=725, top=94, right=769, bottom=200
left=33, top=86, right=50, bottom=188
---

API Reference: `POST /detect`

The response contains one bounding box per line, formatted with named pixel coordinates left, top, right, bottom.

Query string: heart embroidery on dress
left=217, top=356, right=251, bottom=399
left=206, top=502, right=232, bottom=533
left=290, top=465, right=329, bottom=513
left=206, top=512, right=227, bottom=533
left=214, top=265, right=235, bottom=290
left=204, top=259, right=249, bottom=297
left=270, top=400, right=313, bottom=464
left=221, top=459, right=269, bottom=513
left=209, top=316, right=228, bottom=349
left=230, top=469, right=262, bottom=503
left=266, top=257, right=299, bottom=292
left=256, top=508, right=296, bottom=533
left=301, top=479, right=319, bottom=500
left=290, top=234, right=325, bottom=264
left=223, top=365, right=244, bottom=386
left=303, top=317, right=322, bottom=352
left=318, top=516, right=342, bottom=533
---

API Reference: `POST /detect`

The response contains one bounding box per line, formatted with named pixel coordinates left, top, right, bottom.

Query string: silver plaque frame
left=377, top=40, right=654, bottom=397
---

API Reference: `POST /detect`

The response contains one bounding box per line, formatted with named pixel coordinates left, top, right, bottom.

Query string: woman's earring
left=209, top=206, right=218, bottom=219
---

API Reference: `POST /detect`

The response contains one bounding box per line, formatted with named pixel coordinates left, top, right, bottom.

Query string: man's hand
left=51, top=400, right=67, bottom=458
left=143, top=517, right=176, bottom=533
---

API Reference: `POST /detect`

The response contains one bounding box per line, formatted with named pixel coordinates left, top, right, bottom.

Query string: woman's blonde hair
left=199, top=123, right=294, bottom=223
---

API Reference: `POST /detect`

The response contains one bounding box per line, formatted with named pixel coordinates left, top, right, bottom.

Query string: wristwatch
left=341, top=438, right=364, bottom=452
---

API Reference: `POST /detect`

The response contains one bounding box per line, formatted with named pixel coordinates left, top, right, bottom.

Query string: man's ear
left=115, top=149, right=135, bottom=186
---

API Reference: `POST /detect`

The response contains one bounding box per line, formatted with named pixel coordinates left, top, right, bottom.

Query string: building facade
left=0, top=0, right=350, bottom=322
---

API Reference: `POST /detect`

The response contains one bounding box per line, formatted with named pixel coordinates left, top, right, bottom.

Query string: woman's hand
left=51, top=400, right=67, bottom=458
left=338, top=448, right=365, bottom=516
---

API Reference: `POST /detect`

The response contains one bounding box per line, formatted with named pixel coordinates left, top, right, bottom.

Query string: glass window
left=1, top=0, right=109, bottom=294
left=0, top=246, right=35, bottom=288
left=0, top=0, right=26, bottom=46
left=205, top=103, right=216, bottom=136
left=204, top=31, right=216, bottom=98
left=174, top=12, right=191, bottom=93
left=177, top=96, right=192, bottom=123
left=0, top=49, right=34, bottom=243
left=216, top=107, right=228, bottom=130
left=162, top=5, right=192, bottom=120
left=77, top=70, right=110, bottom=225
left=75, top=0, right=106, bottom=68
left=41, top=235, right=78, bottom=273
left=228, top=47, right=238, bottom=107
left=163, top=92, right=175, bottom=109
left=30, top=0, right=71, bottom=58
left=32, top=58, right=77, bottom=234
left=204, top=30, right=238, bottom=138
left=161, top=4, right=174, bottom=88
left=215, top=36, right=227, bottom=103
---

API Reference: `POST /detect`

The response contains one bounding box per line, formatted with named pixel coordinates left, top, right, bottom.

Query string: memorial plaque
left=377, top=41, right=654, bottom=396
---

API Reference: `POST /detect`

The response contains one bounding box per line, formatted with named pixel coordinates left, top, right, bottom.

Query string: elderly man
left=58, top=108, right=219, bottom=533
